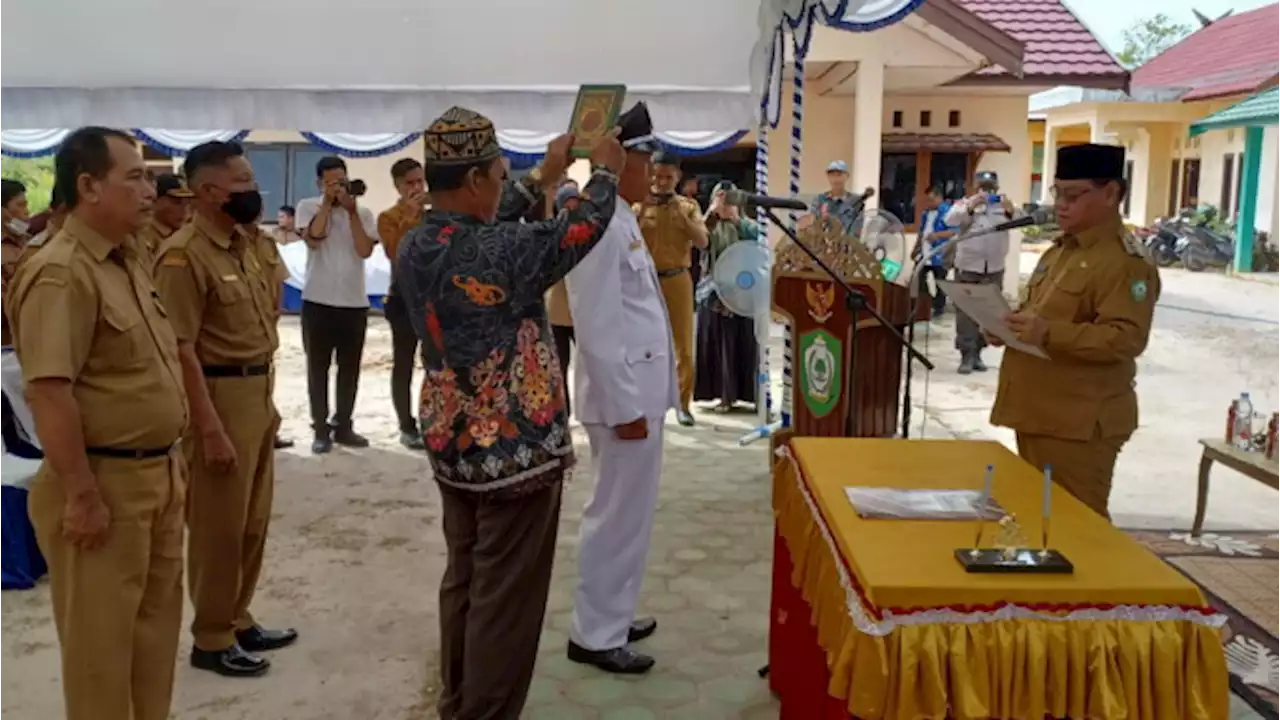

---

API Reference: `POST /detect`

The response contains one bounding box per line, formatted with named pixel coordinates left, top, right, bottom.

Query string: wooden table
left=1193, top=437, right=1280, bottom=535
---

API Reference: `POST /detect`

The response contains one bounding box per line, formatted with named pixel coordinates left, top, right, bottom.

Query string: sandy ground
left=2, top=253, right=1277, bottom=719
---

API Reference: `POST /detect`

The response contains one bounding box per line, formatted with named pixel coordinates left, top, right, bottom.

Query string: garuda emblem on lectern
left=800, top=329, right=841, bottom=418
left=806, top=281, right=834, bottom=324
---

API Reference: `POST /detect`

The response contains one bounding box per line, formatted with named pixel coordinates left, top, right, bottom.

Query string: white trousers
left=569, top=417, right=665, bottom=651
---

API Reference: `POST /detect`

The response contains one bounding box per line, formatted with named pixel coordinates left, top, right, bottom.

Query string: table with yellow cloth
left=768, top=438, right=1229, bottom=720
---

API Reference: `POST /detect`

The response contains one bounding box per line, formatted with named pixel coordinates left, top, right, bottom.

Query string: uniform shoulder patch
left=1130, top=278, right=1150, bottom=302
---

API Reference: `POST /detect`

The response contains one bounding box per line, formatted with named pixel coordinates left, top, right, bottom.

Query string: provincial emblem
left=799, top=329, right=842, bottom=418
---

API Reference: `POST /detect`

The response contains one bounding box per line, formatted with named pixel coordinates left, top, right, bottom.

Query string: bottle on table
left=1233, top=392, right=1254, bottom=451
left=1226, top=401, right=1237, bottom=443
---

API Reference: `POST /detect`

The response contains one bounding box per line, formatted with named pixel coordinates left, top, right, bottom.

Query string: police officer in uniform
left=634, top=151, right=706, bottom=426
left=988, top=144, right=1160, bottom=520
left=9, top=127, right=188, bottom=720
left=153, top=140, right=298, bottom=677
left=135, top=173, right=193, bottom=270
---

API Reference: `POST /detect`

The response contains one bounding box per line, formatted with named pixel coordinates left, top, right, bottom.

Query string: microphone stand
left=898, top=211, right=1039, bottom=437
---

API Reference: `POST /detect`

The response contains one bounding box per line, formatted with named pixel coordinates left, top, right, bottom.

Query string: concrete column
left=1040, top=124, right=1059, bottom=205
left=1089, top=118, right=1109, bottom=143
left=1234, top=126, right=1264, bottom=273
left=852, top=56, right=884, bottom=211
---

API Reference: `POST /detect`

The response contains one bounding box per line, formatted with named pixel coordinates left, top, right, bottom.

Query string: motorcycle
left=1142, top=216, right=1183, bottom=268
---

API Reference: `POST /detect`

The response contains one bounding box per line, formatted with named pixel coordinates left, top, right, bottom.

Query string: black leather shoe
left=958, top=353, right=974, bottom=375
left=627, top=617, right=657, bottom=643
left=567, top=642, right=655, bottom=674
left=235, top=625, right=298, bottom=652
left=972, top=353, right=989, bottom=372
left=399, top=430, right=425, bottom=451
left=311, top=432, right=333, bottom=454
left=676, top=410, right=695, bottom=427
left=191, top=644, right=270, bottom=677
left=332, top=427, right=370, bottom=448
left=274, top=435, right=294, bottom=450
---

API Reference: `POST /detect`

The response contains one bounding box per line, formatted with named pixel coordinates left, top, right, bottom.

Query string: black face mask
left=221, top=190, right=263, bottom=225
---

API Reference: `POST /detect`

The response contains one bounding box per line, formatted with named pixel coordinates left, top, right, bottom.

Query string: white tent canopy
left=0, top=0, right=855, bottom=134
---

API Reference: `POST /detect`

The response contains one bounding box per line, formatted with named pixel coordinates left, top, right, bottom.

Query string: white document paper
left=936, top=280, right=1050, bottom=359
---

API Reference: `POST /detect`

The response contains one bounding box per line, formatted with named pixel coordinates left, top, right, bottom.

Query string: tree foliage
left=1115, top=13, right=1193, bottom=69
left=0, top=156, right=56, bottom=214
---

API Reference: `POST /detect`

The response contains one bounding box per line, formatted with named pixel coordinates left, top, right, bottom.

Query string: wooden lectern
left=771, top=218, right=928, bottom=444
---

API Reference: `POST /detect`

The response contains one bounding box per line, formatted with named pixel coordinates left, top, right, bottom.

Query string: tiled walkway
left=523, top=411, right=781, bottom=718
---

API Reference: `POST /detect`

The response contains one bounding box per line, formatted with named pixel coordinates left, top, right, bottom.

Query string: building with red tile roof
left=953, top=0, right=1129, bottom=90
left=1130, top=3, right=1279, bottom=101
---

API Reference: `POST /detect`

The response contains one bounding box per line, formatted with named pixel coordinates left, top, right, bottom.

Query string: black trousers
left=300, top=300, right=368, bottom=432
left=384, top=294, right=420, bottom=434
left=551, top=324, right=574, bottom=419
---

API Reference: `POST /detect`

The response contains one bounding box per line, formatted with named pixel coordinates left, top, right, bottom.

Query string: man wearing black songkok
left=987, top=143, right=1160, bottom=521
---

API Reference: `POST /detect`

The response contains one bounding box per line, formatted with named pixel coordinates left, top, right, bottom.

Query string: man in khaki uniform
left=134, top=173, right=192, bottom=270
left=988, top=144, right=1160, bottom=520
left=634, top=151, right=707, bottom=426
left=153, top=140, right=297, bottom=677
left=9, top=127, right=187, bottom=720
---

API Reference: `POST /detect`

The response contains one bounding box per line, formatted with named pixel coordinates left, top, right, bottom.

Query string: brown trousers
left=29, top=450, right=186, bottom=720
left=437, top=481, right=562, bottom=720
left=1016, top=432, right=1126, bottom=520
left=659, top=271, right=695, bottom=410
left=187, top=373, right=278, bottom=651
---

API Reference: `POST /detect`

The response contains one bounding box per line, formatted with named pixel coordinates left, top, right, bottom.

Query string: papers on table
left=935, top=280, right=1049, bottom=359
left=844, top=487, right=1006, bottom=520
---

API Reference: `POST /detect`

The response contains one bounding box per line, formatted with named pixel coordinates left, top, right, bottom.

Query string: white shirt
left=295, top=196, right=379, bottom=308
left=566, top=199, right=679, bottom=426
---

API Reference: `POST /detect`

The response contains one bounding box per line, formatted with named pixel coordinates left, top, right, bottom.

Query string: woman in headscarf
left=693, top=181, right=759, bottom=412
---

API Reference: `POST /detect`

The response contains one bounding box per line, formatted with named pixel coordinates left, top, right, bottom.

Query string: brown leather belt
left=655, top=267, right=689, bottom=279
left=202, top=364, right=270, bottom=378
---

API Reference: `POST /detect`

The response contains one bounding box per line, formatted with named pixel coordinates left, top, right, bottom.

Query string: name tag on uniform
left=221, top=274, right=240, bottom=282
left=628, top=239, right=643, bottom=251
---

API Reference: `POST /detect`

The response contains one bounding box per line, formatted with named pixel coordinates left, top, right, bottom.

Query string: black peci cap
left=617, top=102, right=659, bottom=154
left=1056, top=143, right=1125, bottom=181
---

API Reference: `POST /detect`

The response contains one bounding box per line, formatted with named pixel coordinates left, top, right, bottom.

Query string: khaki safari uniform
left=247, top=224, right=291, bottom=314
left=9, top=215, right=189, bottom=720
left=991, top=215, right=1160, bottom=519
left=0, top=226, right=26, bottom=345
left=153, top=211, right=280, bottom=652
left=635, top=195, right=701, bottom=410
left=134, top=217, right=178, bottom=273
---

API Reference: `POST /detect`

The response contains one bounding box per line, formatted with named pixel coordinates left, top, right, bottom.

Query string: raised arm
left=350, top=205, right=378, bottom=259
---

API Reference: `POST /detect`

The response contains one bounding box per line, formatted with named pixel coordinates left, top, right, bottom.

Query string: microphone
left=983, top=206, right=1054, bottom=233
left=724, top=188, right=807, bottom=211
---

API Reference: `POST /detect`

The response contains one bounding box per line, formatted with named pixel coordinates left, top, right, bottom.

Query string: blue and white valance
left=300, top=132, right=422, bottom=158
left=133, top=129, right=249, bottom=157
left=496, top=129, right=750, bottom=165
left=0, top=129, right=70, bottom=158
left=756, top=0, right=924, bottom=128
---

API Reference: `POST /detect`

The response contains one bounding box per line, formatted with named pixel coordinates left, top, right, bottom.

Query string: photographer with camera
left=945, top=170, right=1019, bottom=375
left=296, top=156, right=379, bottom=453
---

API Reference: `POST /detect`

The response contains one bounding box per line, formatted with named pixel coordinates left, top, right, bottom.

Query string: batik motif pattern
left=396, top=172, right=620, bottom=498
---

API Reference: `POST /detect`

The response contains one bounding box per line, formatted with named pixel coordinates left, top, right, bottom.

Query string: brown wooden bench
left=1193, top=438, right=1280, bottom=536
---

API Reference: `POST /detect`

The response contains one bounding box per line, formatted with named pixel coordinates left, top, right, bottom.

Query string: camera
left=342, top=179, right=367, bottom=198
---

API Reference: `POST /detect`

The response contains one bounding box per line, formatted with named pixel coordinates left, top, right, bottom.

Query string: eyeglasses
left=1049, top=185, right=1097, bottom=204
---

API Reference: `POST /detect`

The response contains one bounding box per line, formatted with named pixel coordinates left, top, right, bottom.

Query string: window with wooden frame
left=1123, top=160, right=1134, bottom=217
left=919, top=110, right=932, bottom=128
left=892, top=110, right=903, bottom=128
left=948, top=110, right=961, bottom=128
left=878, top=150, right=978, bottom=231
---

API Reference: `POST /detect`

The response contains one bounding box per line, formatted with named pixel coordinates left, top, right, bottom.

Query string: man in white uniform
left=566, top=102, right=678, bottom=675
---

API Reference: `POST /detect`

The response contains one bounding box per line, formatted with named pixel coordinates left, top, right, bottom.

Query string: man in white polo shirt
left=295, top=156, right=379, bottom=454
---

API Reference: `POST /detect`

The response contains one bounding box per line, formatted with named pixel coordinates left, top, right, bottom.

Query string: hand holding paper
left=936, top=280, right=1049, bottom=359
